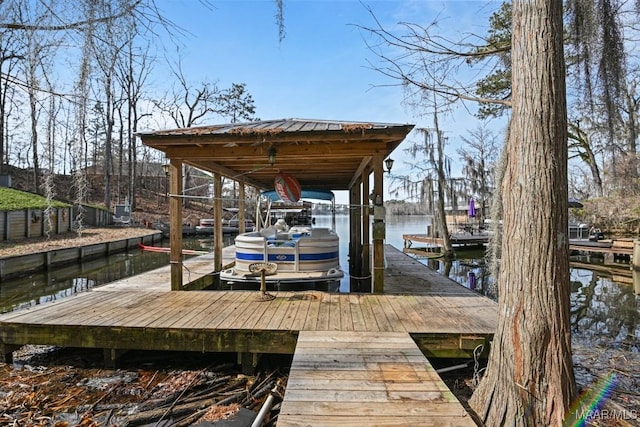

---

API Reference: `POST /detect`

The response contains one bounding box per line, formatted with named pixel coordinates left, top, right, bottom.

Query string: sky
left=148, top=0, right=505, bottom=203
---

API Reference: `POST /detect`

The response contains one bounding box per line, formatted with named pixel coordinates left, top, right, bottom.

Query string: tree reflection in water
left=570, top=269, right=639, bottom=351
left=423, top=253, right=639, bottom=352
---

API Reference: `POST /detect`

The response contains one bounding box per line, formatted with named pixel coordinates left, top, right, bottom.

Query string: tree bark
left=469, top=0, right=577, bottom=425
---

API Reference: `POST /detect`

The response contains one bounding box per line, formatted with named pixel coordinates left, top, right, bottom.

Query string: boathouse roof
left=138, top=118, right=415, bottom=191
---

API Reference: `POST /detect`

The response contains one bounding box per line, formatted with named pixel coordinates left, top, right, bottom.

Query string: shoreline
left=0, top=226, right=161, bottom=258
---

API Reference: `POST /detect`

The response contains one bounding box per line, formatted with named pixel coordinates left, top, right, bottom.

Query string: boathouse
left=1, top=119, right=500, bottom=425
left=138, top=118, right=415, bottom=293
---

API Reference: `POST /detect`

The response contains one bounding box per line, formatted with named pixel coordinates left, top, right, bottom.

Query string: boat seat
left=260, top=227, right=277, bottom=238
left=311, top=228, right=330, bottom=237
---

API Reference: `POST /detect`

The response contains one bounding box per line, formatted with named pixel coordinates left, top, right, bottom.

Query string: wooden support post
left=214, top=173, right=223, bottom=273
left=238, top=352, right=260, bottom=375
left=361, top=166, right=371, bottom=292
left=169, top=159, right=183, bottom=291
left=349, top=186, right=360, bottom=292
left=372, top=155, right=385, bottom=294
left=0, top=343, right=20, bottom=363
left=103, top=348, right=129, bottom=369
left=633, top=240, right=640, bottom=295
left=238, top=184, right=246, bottom=234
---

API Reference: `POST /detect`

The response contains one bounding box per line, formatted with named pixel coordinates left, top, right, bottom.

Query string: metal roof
left=138, top=118, right=415, bottom=191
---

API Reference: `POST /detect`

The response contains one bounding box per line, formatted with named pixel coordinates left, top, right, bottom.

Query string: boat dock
left=402, top=232, right=489, bottom=252
left=569, top=238, right=634, bottom=261
left=405, top=233, right=638, bottom=262
left=0, top=245, right=496, bottom=425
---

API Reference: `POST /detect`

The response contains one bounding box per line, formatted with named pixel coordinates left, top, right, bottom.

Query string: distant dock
left=404, top=233, right=637, bottom=260
left=403, top=233, right=490, bottom=255
left=569, top=238, right=634, bottom=261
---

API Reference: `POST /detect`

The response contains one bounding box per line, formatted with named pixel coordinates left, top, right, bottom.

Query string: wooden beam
left=141, top=129, right=411, bottom=147
left=163, top=142, right=394, bottom=160
left=349, top=156, right=372, bottom=189
left=183, top=160, right=266, bottom=190
left=169, top=160, right=184, bottom=291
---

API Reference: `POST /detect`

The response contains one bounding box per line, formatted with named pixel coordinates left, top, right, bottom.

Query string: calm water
left=0, top=234, right=233, bottom=315
left=1, top=215, right=638, bottom=352
left=319, top=214, right=639, bottom=352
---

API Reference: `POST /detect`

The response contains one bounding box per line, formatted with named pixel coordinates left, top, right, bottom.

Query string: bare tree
left=18, top=2, right=59, bottom=192
left=568, top=118, right=603, bottom=197
left=419, top=115, right=454, bottom=259
left=0, top=24, right=24, bottom=174
left=154, top=60, right=221, bottom=129
left=457, top=124, right=500, bottom=223
left=91, top=0, right=132, bottom=212
left=115, top=35, right=153, bottom=212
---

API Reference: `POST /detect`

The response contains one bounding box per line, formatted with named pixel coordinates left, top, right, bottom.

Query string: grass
left=0, top=187, right=71, bottom=211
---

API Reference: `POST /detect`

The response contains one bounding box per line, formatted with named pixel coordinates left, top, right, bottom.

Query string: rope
left=472, top=343, right=487, bottom=386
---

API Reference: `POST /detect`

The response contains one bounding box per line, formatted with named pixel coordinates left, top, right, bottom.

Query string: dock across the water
left=569, top=238, right=634, bottom=262
left=403, top=233, right=490, bottom=256
left=0, top=245, right=497, bottom=425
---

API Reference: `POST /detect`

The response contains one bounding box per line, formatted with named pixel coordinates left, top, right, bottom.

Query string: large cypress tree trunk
left=469, top=0, right=577, bottom=425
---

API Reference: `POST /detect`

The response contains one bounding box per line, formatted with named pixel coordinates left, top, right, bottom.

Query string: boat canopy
left=261, top=189, right=335, bottom=203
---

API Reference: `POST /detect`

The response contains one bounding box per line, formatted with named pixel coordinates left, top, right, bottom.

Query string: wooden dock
left=0, top=245, right=497, bottom=425
left=279, top=331, right=475, bottom=426
left=403, top=233, right=490, bottom=251
left=569, top=238, right=634, bottom=260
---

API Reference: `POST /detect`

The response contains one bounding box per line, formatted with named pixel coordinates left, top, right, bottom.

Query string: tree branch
left=0, top=0, right=144, bottom=31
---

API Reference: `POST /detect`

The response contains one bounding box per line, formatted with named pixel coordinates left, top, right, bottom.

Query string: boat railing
left=235, top=228, right=339, bottom=273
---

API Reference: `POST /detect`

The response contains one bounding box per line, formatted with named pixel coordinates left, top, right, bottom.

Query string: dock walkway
left=279, top=331, right=475, bottom=426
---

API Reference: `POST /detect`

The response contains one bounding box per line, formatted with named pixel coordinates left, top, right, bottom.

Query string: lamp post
left=384, top=157, right=394, bottom=173
left=268, top=146, right=276, bottom=167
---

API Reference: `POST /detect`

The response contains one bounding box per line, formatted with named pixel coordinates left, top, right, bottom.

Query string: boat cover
left=261, top=189, right=334, bottom=202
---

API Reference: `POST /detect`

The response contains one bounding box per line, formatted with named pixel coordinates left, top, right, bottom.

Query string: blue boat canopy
left=261, top=189, right=335, bottom=202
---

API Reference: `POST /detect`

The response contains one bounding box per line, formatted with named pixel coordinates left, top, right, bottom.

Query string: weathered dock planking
left=0, top=245, right=497, bottom=423
left=0, top=246, right=497, bottom=362
left=279, top=331, right=475, bottom=426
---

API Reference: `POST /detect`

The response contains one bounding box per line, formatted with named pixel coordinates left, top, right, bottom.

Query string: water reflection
left=570, top=268, right=639, bottom=351
left=0, top=236, right=231, bottom=314
left=0, top=251, right=169, bottom=314
left=380, top=214, right=638, bottom=352
left=419, top=252, right=639, bottom=352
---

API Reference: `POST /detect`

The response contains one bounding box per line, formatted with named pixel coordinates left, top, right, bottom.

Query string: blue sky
left=150, top=0, right=504, bottom=201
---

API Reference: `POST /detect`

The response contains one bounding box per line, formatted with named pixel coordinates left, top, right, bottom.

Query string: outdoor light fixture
left=162, top=163, right=170, bottom=176
left=385, top=157, right=394, bottom=173
left=268, top=146, right=276, bottom=167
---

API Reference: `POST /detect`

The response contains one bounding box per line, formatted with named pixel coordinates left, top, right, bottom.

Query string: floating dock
left=403, top=233, right=490, bottom=253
